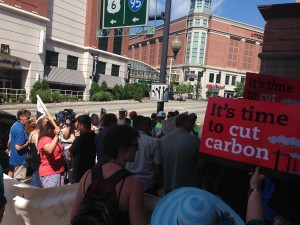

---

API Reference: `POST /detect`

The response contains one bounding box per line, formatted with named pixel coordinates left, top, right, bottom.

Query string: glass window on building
left=96, top=61, right=106, bottom=74
left=199, top=32, right=206, bottom=64
left=231, top=76, right=236, bottom=85
left=216, top=72, right=221, bottom=84
left=111, top=64, right=120, bottom=77
left=209, top=73, right=214, bottom=82
left=45, top=50, right=58, bottom=67
left=241, top=77, right=245, bottom=84
left=195, top=19, right=200, bottom=26
left=113, top=36, right=122, bottom=55
left=67, top=55, right=78, bottom=70
left=189, top=19, right=193, bottom=27
left=203, top=19, right=208, bottom=27
left=99, top=37, right=108, bottom=51
left=225, top=75, right=230, bottom=85
left=196, top=0, right=202, bottom=9
left=192, top=32, right=199, bottom=64
left=185, top=33, right=192, bottom=63
left=204, top=0, right=210, bottom=11
left=190, top=0, right=195, bottom=10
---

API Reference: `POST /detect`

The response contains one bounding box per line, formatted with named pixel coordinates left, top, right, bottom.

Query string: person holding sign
left=246, top=167, right=265, bottom=225
left=37, top=121, right=65, bottom=188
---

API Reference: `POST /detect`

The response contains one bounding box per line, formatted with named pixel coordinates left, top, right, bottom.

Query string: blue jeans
left=31, top=170, right=42, bottom=188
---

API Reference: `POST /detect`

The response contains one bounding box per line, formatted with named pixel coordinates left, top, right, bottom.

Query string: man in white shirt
left=126, top=115, right=162, bottom=196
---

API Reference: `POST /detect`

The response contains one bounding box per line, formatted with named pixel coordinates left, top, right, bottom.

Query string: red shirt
left=38, top=136, right=65, bottom=176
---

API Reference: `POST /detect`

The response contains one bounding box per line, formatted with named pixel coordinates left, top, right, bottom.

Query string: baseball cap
left=119, top=108, right=126, bottom=112
left=129, top=111, right=137, bottom=118
left=157, top=111, right=166, bottom=117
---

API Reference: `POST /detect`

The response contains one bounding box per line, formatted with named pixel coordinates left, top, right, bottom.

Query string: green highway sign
left=102, top=0, right=149, bottom=29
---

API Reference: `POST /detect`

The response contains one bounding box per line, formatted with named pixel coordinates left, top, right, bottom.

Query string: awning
left=44, top=66, right=86, bottom=87
left=98, top=74, right=125, bottom=88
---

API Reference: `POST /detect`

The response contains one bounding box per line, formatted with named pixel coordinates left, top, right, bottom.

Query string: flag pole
left=36, top=94, right=59, bottom=129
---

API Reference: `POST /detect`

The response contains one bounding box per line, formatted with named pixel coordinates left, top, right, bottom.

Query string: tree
left=112, top=84, right=125, bottom=100
left=99, top=81, right=108, bottom=92
left=206, top=89, right=213, bottom=98
left=195, top=82, right=202, bottom=99
left=30, top=79, right=51, bottom=103
left=90, top=82, right=101, bottom=100
left=234, top=82, right=245, bottom=97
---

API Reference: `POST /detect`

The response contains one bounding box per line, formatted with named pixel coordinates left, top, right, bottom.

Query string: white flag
left=36, top=95, right=47, bottom=122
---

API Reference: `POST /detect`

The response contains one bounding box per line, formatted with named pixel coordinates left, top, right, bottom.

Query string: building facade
left=128, top=0, right=264, bottom=98
left=258, top=3, right=300, bottom=80
left=0, top=0, right=129, bottom=100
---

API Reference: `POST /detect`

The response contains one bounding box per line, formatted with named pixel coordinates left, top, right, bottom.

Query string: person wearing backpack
left=70, top=125, right=147, bottom=225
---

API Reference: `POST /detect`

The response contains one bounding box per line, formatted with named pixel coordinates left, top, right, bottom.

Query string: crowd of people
left=1, top=107, right=297, bottom=225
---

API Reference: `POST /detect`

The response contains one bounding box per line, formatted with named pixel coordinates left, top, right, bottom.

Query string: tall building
left=0, top=0, right=129, bottom=100
left=128, top=0, right=264, bottom=98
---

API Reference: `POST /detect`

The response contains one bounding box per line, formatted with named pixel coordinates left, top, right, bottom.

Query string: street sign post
left=150, top=84, right=169, bottom=102
left=102, top=0, right=149, bottom=29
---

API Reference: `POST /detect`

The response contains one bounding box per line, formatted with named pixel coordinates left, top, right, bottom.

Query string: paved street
left=1, top=99, right=208, bottom=125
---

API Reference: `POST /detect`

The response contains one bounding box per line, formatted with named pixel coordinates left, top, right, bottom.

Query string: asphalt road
left=1, top=99, right=208, bottom=125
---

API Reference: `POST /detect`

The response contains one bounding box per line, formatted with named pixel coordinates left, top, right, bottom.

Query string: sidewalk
left=0, top=99, right=142, bottom=110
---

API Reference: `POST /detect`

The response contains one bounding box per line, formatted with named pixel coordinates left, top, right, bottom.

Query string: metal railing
left=0, top=88, right=26, bottom=100
left=0, top=88, right=85, bottom=101
left=50, top=89, right=84, bottom=99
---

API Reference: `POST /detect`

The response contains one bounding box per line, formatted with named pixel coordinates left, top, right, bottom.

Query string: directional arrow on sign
left=132, top=17, right=140, bottom=23
left=110, top=19, right=117, bottom=24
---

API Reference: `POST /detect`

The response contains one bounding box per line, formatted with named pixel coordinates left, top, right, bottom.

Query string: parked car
left=176, top=96, right=186, bottom=101
left=0, top=110, right=17, bottom=173
left=168, top=93, right=175, bottom=100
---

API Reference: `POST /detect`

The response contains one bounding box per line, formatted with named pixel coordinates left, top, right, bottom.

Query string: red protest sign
left=200, top=97, right=300, bottom=180
left=243, top=72, right=300, bottom=104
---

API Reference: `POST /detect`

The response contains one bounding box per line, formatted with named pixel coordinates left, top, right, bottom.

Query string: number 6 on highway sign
left=103, top=0, right=149, bottom=29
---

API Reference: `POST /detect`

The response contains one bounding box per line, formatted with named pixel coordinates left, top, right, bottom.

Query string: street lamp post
left=156, top=31, right=182, bottom=112
left=156, top=0, right=172, bottom=113
left=168, top=57, right=173, bottom=92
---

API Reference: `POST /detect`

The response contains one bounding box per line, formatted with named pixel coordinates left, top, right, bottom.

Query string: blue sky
left=149, top=0, right=296, bottom=28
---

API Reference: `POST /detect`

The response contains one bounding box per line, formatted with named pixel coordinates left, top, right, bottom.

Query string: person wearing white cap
left=152, top=111, right=165, bottom=138
left=117, top=108, right=127, bottom=125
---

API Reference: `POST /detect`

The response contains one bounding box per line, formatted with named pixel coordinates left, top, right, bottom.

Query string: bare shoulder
left=126, top=174, right=143, bottom=186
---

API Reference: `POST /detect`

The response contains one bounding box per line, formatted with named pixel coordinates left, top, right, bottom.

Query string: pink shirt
left=38, top=136, right=65, bottom=176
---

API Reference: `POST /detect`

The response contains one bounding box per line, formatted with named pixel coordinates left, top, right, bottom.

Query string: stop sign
left=173, top=85, right=177, bottom=92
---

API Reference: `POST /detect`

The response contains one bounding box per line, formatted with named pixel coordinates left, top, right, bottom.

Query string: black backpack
left=70, top=164, right=132, bottom=225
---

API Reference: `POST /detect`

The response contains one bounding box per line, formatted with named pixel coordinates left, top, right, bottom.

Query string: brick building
left=128, top=0, right=264, bottom=98
left=0, top=0, right=129, bottom=100
left=258, top=3, right=300, bottom=80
